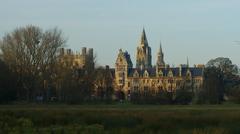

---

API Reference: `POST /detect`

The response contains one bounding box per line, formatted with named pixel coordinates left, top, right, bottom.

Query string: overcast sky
left=0, top=0, right=240, bottom=67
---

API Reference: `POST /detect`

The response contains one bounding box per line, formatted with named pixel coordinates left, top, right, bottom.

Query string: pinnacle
left=140, top=28, right=148, bottom=46
left=159, top=42, right=163, bottom=53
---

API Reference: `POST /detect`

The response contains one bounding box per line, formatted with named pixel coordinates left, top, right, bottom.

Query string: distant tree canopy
left=197, top=67, right=224, bottom=104
left=206, top=57, right=238, bottom=76
left=0, top=25, right=66, bottom=101
left=206, top=57, right=240, bottom=100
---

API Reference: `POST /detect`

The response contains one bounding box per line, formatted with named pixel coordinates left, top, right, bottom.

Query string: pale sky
left=0, top=0, right=240, bottom=67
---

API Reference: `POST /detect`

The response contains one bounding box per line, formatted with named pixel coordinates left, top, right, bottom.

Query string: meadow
left=1, top=104, right=240, bottom=134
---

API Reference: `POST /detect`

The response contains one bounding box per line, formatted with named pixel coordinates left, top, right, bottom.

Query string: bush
left=227, top=85, right=240, bottom=103
left=130, top=90, right=173, bottom=104
left=0, top=60, right=17, bottom=103
left=174, top=89, right=193, bottom=105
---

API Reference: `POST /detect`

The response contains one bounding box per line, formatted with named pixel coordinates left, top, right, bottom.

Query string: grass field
left=1, top=104, right=240, bottom=134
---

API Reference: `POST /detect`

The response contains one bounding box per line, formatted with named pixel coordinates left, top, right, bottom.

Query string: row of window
left=132, top=79, right=181, bottom=84
left=132, top=86, right=176, bottom=92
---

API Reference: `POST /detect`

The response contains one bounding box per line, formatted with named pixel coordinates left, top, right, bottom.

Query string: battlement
left=58, top=47, right=94, bottom=69
left=59, top=47, right=93, bottom=57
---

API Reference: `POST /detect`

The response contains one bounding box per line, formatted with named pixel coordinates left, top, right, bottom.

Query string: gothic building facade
left=114, top=29, right=204, bottom=95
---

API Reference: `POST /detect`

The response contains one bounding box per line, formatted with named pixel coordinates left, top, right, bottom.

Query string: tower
left=156, top=43, right=165, bottom=76
left=87, top=48, right=94, bottom=70
left=115, top=49, right=133, bottom=91
left=156, top=42, right=165, bottom=67
left=136, top=28, right=152, bottom=69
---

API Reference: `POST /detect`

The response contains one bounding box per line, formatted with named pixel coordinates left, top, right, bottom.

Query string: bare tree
left=53, top=48, right=97, bottom=102
left=94, top=66, right=114, bottom=101
left=0, top=25, right=66, bottom=101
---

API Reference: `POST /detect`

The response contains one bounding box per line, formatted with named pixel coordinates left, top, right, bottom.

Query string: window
left=144, top=86, right=148, bottom=92
left=134, top=79, right=138, bottom=84
left=158, top=86, right=163, bottom=90
left=119, top=58, right=122, bottom=62
left=134, top=86, right=139, bottom=92
left=119, top=72, right=125, bottom=77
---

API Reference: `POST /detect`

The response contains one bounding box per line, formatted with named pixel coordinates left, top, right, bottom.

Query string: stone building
left=114, top=29, right=204, bottom=96
left=58, top=47, right=94, bottom=70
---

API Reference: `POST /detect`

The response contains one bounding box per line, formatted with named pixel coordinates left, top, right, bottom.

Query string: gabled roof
left=127, top=67, right=203, bottom=77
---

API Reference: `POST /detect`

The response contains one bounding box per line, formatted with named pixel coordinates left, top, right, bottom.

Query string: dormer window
left=133, top=70, right=139, bottom=78
left=186, top=70, right=192, bottom=78
left=168, top=70, right=173, bottom=77
left=186, top=70, right=192, bottom=82
left=158, top=70, right=163, bottom=77
left=144, top=70, right=149, bottom=78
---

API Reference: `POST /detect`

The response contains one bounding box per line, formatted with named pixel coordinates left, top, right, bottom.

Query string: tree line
left=0, top=25, right=116, bottom=104
left=0, top=25, right=240, bottom=104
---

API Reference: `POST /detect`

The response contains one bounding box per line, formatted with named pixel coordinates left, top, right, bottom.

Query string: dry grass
left=0, top=104, right=240, bottom=134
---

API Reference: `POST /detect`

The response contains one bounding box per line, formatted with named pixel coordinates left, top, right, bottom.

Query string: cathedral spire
left=140, top=28, right=148, bottom=46
left=136, top=28, right=152, bottom=69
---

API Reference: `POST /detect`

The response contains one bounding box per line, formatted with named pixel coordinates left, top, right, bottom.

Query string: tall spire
left=159, top=41, right=163, bottom=54
left=187, top=56, right=189, bottom=67
left=136, top=28, right=152, bottom=69
left=140, top=28, right=148, bottom=46
left=156, top=42, right=165, bottom=67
